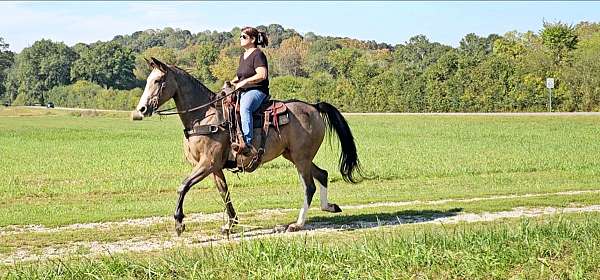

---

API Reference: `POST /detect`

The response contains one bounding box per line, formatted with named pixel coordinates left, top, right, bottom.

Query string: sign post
left=546, top=78, right=554, bottom=112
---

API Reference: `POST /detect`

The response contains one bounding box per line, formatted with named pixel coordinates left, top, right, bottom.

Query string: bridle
left=145, top=78, right=241, bottom=140
left=153, top=81, right=239, bottom=116
left=156, top=90, right=238, bottom=116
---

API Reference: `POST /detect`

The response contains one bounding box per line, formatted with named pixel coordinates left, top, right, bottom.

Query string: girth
left=183, top=124, right=220, bottom=139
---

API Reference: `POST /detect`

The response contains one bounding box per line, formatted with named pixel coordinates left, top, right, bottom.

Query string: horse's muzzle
left=137, top=105, right=155, bottom=117
left=131, top=110, right=144, bottom=121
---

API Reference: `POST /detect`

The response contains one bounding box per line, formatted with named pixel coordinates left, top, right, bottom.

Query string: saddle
left=221, top=84, right=290, bottom=173
left=252, top=98, right=290, bottom=130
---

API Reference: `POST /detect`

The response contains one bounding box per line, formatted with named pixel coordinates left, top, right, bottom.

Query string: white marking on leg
left=320, top=184, right=331, bottom=211
left=296, top=174, right=309, bottom=226
left=296, top=198, right=309, bottom=226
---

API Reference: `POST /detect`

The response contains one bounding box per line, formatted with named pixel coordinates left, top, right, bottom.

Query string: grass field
left=1, top=106, right=599, bottom=278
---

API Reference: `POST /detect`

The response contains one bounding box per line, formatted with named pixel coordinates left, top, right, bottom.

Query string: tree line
left=1, top=22, right=599, bottom=112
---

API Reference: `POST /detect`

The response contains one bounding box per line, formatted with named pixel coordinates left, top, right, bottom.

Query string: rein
left=156, top=89, right=239, bottom=116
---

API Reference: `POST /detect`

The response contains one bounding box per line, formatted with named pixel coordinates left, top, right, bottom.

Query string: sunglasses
left=240, top=34, right=249, bottom=40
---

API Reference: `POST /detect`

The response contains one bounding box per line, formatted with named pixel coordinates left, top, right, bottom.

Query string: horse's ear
left=150, top=57, right=169, bottom=73
left=144, top=57, right=154, bottom=69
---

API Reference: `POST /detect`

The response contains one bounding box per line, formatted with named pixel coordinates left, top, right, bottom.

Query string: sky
left=1, top=1, right=599, bottom=53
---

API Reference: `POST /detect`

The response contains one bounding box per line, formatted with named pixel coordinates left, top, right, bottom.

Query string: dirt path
left=2, top=204, right=599, bottom=265
left=2, top=189, right=598, bottom=236
left=2, top=190, right=600, bottom=265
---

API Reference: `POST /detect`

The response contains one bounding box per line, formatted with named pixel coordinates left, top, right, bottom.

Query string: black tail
left=315, top=102, right=361, bottom=183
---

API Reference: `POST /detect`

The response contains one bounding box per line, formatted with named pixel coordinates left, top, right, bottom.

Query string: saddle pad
left=253, top=112, right=290, bottom=129
left=253, top=101, right=288, bottom=117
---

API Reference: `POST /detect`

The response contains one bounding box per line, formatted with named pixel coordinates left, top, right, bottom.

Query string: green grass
left=2, top=108, right=600, bottom=277
left=3, top=213, right=600, bottom=279
left=1, top=109, right=599, bottom=226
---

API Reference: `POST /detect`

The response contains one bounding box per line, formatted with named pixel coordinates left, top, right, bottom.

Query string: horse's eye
left=155, top=80, right=162, bottom=84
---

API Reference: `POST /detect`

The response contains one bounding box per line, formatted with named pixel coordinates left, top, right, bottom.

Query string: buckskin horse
left=133, top=57, right=360, bottom=235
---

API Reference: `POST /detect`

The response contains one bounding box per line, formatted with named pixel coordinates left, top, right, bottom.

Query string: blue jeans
left=240, top=89, right=267, bottom=144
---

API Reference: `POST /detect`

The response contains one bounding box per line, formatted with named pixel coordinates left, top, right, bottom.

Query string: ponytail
left=257, top=31, right=269, bottom=47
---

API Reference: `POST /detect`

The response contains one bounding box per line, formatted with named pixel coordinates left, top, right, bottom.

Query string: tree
left=327, top=48, right=362, bottom=79
left=303, top=39, right=340, bottom=76
left=177, top=43, right=219, bottom=83
left=209, top=44, right=241, bottom=82
left=4, top=39, right=76, bottom=105
left=193, top=29, right=235, bottom=49
left=424, top=50, right=461, bottom=112
left=493, top=35, right=527, bottom=60
left=133, top=47, right=177, bottom=81
left=560, top=33, right=600, bottom=111
left=71, top=41, right=136, bottom=89
left=256, top=24, right=300, bottom=48
left=540, top=21, right=578, bottom=66
left=394, top=35, right=452, bottom=72
left=273, top=36, right=308, bottom=77
left=0, top=37, right=15, bottom=100
left=574, top=21, right=600, bottom=42
left=459, top=33, right=498, bottom=60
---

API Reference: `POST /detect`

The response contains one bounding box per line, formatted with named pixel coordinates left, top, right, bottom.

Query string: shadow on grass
left=213, top=208, right=464, bottom=242
left=304, top=208, right=463, bottom=231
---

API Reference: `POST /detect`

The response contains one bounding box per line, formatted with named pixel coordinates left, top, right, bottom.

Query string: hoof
left=323, top=203, right=343, bottom=213
left=286, top=223, right=303, bottom=232
left=273, top=225, right=287, bottom=233
left=331, top=203, right=342, bottom=213
left=175, top=222, right=186, bottom=236
left=221, top=225, right=233, bottom=235
left=220, top=219, right=238, bottom=235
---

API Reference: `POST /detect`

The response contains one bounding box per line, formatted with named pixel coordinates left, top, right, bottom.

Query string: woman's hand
left=234, top=79, right=248, bottom=90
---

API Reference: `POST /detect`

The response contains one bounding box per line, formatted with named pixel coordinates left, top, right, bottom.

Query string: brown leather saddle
left=252, top=97, right=290, bottom=130
left=221, top=84, right=290, bottom=172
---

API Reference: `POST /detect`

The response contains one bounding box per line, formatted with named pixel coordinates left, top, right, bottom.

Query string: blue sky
left=1, top=1, right=599, bottom=52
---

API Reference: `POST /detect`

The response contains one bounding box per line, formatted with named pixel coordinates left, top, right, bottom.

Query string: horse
left=133, top=57, right=361, bottom=235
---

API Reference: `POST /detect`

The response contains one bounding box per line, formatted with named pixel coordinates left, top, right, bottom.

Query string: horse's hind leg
left=287, top=160, right=317, bottom=232
left=212, top=169, right=238, bottom=234
left=312, top=163, right=342, bottom=213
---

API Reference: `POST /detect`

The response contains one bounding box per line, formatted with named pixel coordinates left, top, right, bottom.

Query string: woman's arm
left=235, top=67, right=267, bottom=90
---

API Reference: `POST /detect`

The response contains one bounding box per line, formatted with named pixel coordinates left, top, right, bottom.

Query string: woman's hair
left=241, top=27, right=269, bottom=47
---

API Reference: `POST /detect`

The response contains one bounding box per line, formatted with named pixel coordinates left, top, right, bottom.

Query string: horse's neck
left=173, top=76, right=215, bottom=129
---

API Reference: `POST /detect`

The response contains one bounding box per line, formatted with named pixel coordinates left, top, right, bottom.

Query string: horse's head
left=133, top=57, right=178, bottom=119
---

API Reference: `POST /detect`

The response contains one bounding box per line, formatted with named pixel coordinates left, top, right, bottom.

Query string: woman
left=230, top=27, right=269, bottom=156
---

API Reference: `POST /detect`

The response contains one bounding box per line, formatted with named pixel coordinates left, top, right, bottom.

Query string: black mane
left=169, top=65, right=215, bottom=99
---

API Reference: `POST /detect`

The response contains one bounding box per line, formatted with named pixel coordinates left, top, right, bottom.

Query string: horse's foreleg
left=287, top=161, right=317, bottom=232
left=212, top=169, right=238, bottom=234
left=174, top=162, right=212, bottom=236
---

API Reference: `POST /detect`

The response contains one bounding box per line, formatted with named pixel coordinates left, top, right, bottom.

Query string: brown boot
left=231, top=142, right=258, bottom=157
left=231, top=142, right=244, bottom=153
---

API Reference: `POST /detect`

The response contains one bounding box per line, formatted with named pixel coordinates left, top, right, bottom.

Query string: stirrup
left=232, top=142, right=257, bottom=157
left=231, top=142, right=245, bottom=153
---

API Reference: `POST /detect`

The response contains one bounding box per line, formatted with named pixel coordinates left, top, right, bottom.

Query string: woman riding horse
left=134, top=56, right=361, bottom=235
left=229, top=27, right=270, bottom=157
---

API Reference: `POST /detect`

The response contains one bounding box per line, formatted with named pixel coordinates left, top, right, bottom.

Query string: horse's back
left=259, top=100, right=326, bottom=164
